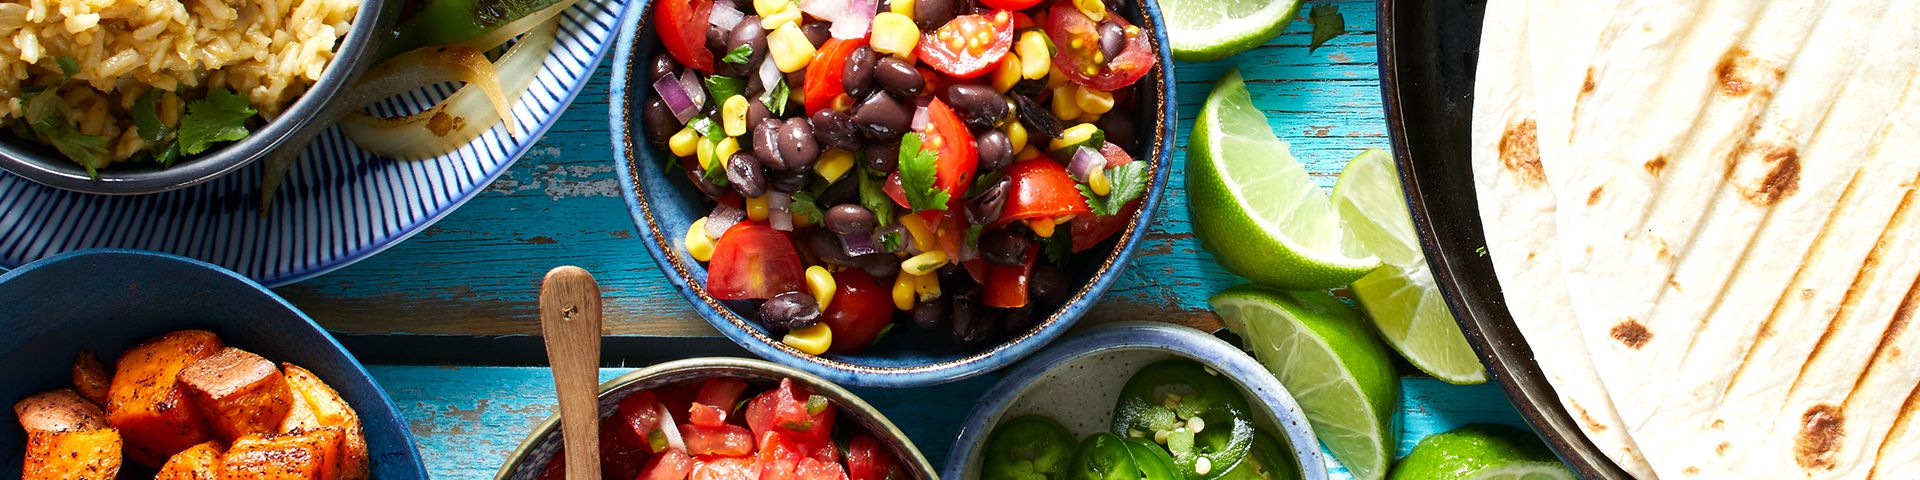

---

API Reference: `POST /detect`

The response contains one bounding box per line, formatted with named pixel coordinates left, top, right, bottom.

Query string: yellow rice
left=0, top=0, right=359, bottom=162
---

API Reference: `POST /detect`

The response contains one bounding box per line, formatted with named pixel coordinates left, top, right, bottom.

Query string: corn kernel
left=795, top=212, right=816, bottom=227
left=805, top=265, right=836, bottom=310
left=747, top=194, right=770, bottom=220
left=782, top=323, right=833, bottom=355
left=992, top=53, right=1023, bottom=93
left=892, top=273, right=917, bottom=311
left=890, top=0, right=913, bottom=20
left=754, top=0, right=791, bottom=18
left=1029, top=218, right=1056, bottom=238
left=1017, top=145, right=1044, bottom=162
left=817, top=149, right=855, bottom=183
left=1005, top=121, right=1028, bottom=154
left=1075, top=87, right=1114, bottom=115
left=914, top=270, right=942, bottom=301
left=1017, top=31, right=1052, bottom=79
left=1051, top=86, right=1082, bottom=122
left=1048, top=71, right=1069, bottom=88
left=715, top=136, right=742, bottom=163
left=684, top=217, right=716, bottom=261
left=769, top=23, right=816, bottom=72
left=899, top=214, right=937, bottom=253
left=722, top=95, right=749, bottom=137
left=763, top=7, right=802, bottom=29
left=1072, top=0, right=1105, bottom=20
left=901, top=250, right=949, bottom=276
left=1051, top=123, right=1101, bottom=151
left=1088, top=167, right=1111, bottom=196
left=669, top=127, right=699, bottom=157
left=870, top=12, right=920, bottom=57
left=696, top=136, right=717, bottom=170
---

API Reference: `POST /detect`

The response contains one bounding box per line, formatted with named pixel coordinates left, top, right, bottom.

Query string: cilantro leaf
left=790, top=188, right=823, bottom=221
left=702, top=138, right=730, bottom=186
left=152, top=141, right=181, bottom=168
left=855, top=168, right=896, bottom=227
left=23, top=93, right=109, bottom=176
left=722, top=45, right=754, bottom=64
left=965, top=224, right=984, bottom=251
left=1309, top=4, right=1345, bottom=53
left=1044, top=229, right=1072, bottom=265
left=705, top=75, right=745, bottom=105
left=55, top=56, right=79, bottom=79
left=688, top=116, right=723, bottom=139
left=1078, top=161, right=1148, bottom=216
left=765, top=80, right=791, bottom=116
left=178, top=88, right=256, bottom=155
left=896, top=132, right=949, bottom=212
left=131, top=89, right=168, bottom=143
left=876, top=228, right=904, bottom=253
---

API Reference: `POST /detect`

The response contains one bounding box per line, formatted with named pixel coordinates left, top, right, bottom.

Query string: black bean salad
left=641, top=0, right=1157, bottom=355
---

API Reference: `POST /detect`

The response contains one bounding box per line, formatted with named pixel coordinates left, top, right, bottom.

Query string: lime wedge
left=1160, top=0, right=1302, bottom=61
left=1333, top=149, right=1487, bottom=385
left=1189, top=69, right=1381, bottom=290
left=1387, top=424, right=1574, bottom=480
left=1212, top=286, right=1397, bottom=480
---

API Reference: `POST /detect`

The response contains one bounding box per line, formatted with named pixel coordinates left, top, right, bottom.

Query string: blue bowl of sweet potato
left=0, top=249, right=426, bottom=479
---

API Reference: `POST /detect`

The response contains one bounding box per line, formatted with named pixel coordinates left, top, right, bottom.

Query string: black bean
left=778, top=118, right=821, bottom=168
left=842, top=45, right=878, bottom=97
left=1011, top=94, right=1064, bottom=140
left=752, top=118, right=785, bottom=169
left=769, top=168, right=811, bottom=193
left=975, top=129, right=1013, bottom=172
left=810, top=109, right=863, bottom=151
left=912, top=298, right=949, bottom=330
left=863, top=141, right=900, bottom=173
left=747, top=99, right=775, bottom=131
left=726, top=153, right=766, bottom=197
left=817, top=174, right=859, bottom=206
left=855, top=253, right=900, bottom=279
left=685, top=164, right=731, bottom=199
left=913, top=0, right=955, bottom=30
left=966, top=175, right=1010, bottom=225
left=1097, top=21, right=1126, bottom=63
left=803, top=230, right=856, bottom=266
left=1011, top=76, right=1048, bottom=97
left=1029, top=264, right=1071, bottom=307
left=706, top=25, right=729, bottom=57
left=946, top=84, right=1008, bottom=129
left=642, top=98, right=677, bottom=146
left=650, top=54, right=680, bottom=81
left=874, top=57, right=924, bottom=99
left=1097, top=113, right=1138, bottom=152
left=801, top=21, right=832, bottom=48
left=979, top=230, right=1031, bottom=266
left=1002, top=306, right=1040, bottom=334
left=853, top=93, right=911, bottom=140
left=950, top=287, right=996, bottom=344
left=759, top=291, right=823, bottom=330
left=824, top=204, right=877, bottom=236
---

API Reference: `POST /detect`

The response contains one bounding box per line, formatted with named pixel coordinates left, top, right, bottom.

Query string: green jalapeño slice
left=1111, top=360, right=1255, bottom=480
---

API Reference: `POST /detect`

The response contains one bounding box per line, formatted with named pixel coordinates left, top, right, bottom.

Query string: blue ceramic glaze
left=943, top=322, right=1328, bottom=480
left=609, top=0, right=1180, bottom=388
left=0, top=249, right=427, bottom=478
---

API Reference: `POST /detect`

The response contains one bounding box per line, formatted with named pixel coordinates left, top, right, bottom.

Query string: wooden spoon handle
left=540, top=266, right=603, bottom=480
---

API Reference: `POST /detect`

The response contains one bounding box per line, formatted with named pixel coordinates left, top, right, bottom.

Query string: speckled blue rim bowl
left=0, top=0, right=397, bottom=195
left=0, top=249, right=428, bottom=478
left=609, top=1, right=1178, bottom=388
left=494, top=357, right=938, bottom=480
left=943, top=322, right=1329, bottom=480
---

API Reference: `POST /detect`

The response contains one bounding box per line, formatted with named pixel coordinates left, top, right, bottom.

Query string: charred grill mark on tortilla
left=1588, top=185, right=1605, bottom=206
left=1716, top=442, right=1731, bottom=455
left=1500, top=119, right=1545, bottom=186
left=1796, top=404, right=1845, bottom=469
left=1727, top=141, right=1803, bottom=206
left=1574, top=402, right=1607, bottom=432
left=1612, top=319, right=1652, bottom=349
left=1646, top=156, right=1669, bottom=176
left=1714, top=47, right=1783, bottom=98
left=1779, top=171, right=1887, bottom=398
left=1867, top=382, right=1920, bottom=478
left=1731, top=172, right=1865, bottom=402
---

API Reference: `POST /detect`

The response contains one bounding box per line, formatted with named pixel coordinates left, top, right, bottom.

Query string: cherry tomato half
left=999, top=159, right=1091, bottom=225
left=921, top=10, right=1016, bottom=78
left=805, top=38, right=868, bottom=114
left=983, top=244, right=1038, bottom=308
left=655, top=0, right=715, bottom=73
left=1069, top=200, right=1137, bottom=252
left=821, top=269, right=895, bottom=354
left=847, top=435, right=903, bottom=480
left=1046, top=1, right=1154, bottom=91
left=706, top=222, right=806, bottom=300
left=924, top=98, right=979, bottom=211
left=982, top=0, right=1044, bottom=10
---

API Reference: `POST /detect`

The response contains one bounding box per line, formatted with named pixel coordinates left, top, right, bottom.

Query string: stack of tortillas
left=1471, top=0, right=1920, bottom=478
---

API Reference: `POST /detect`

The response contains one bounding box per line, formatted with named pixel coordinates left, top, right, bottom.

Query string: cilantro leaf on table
left=897, top=132, right=949, bottom=212
left=856, top=167, right=896, bottom=226
left=1309, top=4, right=1346, bottom=53
left=1078, top=161, right=1148, bottom=216
left=178, top=88, right=256, bottom=155
left=722, top=45, right=754, bottom=64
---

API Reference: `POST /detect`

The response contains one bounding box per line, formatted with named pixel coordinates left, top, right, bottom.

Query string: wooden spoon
left=540, top=266, right=603, bottom=480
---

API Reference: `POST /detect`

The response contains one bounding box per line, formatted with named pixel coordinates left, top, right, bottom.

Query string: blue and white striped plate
left=0, top=0, right=630, bottom=287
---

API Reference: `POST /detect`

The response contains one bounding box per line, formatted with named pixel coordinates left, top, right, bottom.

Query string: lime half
left=1160, top=0, right=1302, bottom=61
left=1333, top=149, right=1487, bottom=385
left=1387, top=424, right=1574, bottom=480
left=1189, top=69, right=1381, bottom=290
left=1212, top=286, right=1397, bottom=480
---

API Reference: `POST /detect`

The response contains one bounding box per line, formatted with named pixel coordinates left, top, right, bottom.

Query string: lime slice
left=1212, top=286, right=1397, bottom=480
left=1160, top=0, right=1302, bottom=61
left=1387, top=424, right=1574, bottom=480
left=1332, top=149, right=1487, bottom=385
left=1189, top=69, right=1381, bottom=290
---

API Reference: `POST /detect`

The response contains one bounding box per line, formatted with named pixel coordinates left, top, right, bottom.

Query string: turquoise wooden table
left=268, top=0, right=1529, bottom=477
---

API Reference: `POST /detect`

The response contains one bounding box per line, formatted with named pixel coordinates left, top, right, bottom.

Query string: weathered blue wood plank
left=370, top=366, right=1519, bottom=480
left=272, top=0, right=1389, bottom=337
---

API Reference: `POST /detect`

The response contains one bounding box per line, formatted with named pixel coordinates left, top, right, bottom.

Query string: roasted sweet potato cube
left=14, top=388, right=107, bottom=433
left=156, top=441, right=224, bottom=480
left=106, top=329, right=224, bottom=466
left=180, top=347, right=293, bottom=441
left=72, top=350, right=112, bottom=407
left=21, top=428, right=122, bottom=480
left=220, top=427, right=345, bottom=480
left=280, top=364, right=368, bottom=480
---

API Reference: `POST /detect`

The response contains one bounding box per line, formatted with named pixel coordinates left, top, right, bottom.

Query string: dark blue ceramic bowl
left=0, top=249, right=427, bottom=478
left=609, top=1, right=1178, bottom=388
left=944, top=322, right=1328, bottom=480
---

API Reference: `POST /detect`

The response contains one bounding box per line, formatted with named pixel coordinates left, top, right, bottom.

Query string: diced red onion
left=655, top=74, right=700, bottom=124
left=767, top=191, right=794, bottom=231
left=799, top=0, right=848, bottom=20
left=707, top=203, right=747, bottom=238
left=679, top=68, right=707, bottom=110
left=1068, top=146, right=1104, bottom=182
left=827, top=0, right=877, bottom=39
left=843, top=234, right=881, bottom=257
left=714, top=0, right=735, bottom=9
left=710, top=3, right=744, bottom=31
left=756, top=57, right=782, bottom=98
left=956, top=234, right=978, bottom=262
left=910, top=104, right=930, bottom=131
left=656, top=404, right=687, bottom=452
